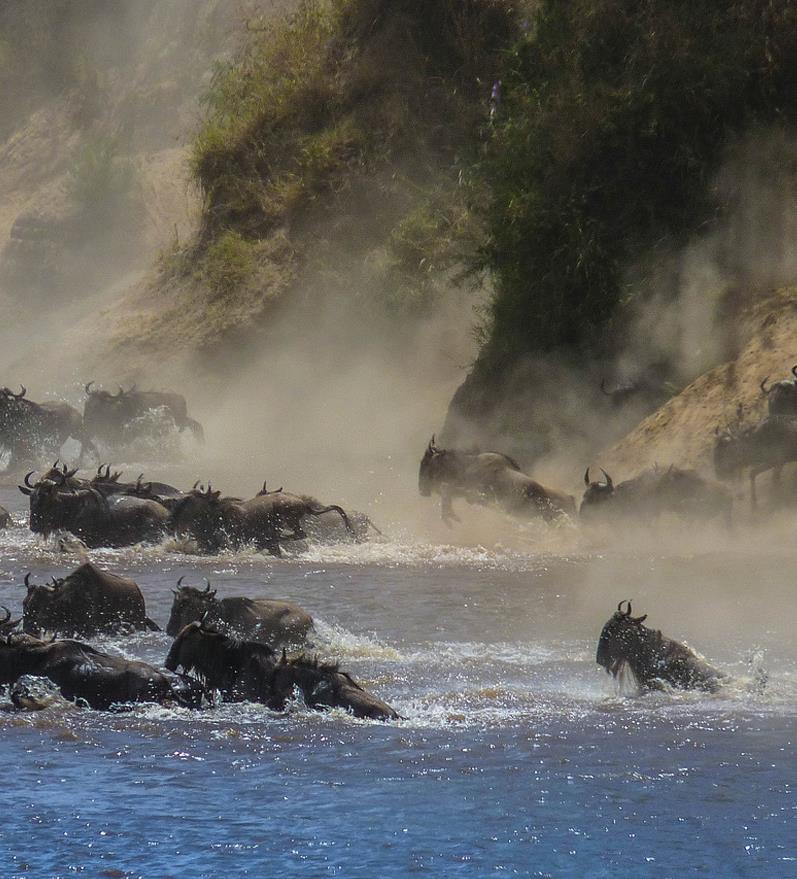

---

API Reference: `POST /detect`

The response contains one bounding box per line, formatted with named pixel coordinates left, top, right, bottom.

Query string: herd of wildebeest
left=2, top=366, right=795, bottom=717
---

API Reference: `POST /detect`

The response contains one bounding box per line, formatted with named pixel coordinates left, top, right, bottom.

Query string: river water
left=0, top=483, right=795, bottom=878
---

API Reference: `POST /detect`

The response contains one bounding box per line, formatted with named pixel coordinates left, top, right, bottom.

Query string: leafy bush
left=190, top=0, right=516, bottom=262
left=476, top=0, right=797, bottom=375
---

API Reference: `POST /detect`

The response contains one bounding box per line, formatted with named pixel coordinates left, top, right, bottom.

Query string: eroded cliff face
left=598, top=286, right=797, bottom=477
left=0, top=1, right=296, bottom=383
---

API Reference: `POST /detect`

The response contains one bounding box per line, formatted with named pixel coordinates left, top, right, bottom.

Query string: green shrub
left=476, top=0, right=797, bottom=374
left=190, top=0, right=516, bottom=243
left=203, top=230, right=256, bottom=297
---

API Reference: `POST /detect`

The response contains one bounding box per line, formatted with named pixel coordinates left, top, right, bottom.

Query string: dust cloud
left=3, top=4, right=797, bottom=558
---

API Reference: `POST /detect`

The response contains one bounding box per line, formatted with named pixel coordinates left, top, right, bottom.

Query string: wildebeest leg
left=265, top=539, right=282, bottom=557
left=771, top=465, right=783, bottom=508
left=77, top=435, right=99, bottom=468
left=440, top=491, right=460, bottom=526
left=749, top=464, right=771, bottom=510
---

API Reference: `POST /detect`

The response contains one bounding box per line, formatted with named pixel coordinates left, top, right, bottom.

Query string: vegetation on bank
left=186, top=0, right=518, bottom=317
left=477, top=0, right=797, bottom=377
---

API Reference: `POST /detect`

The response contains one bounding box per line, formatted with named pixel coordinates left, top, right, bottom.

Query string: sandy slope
left=600, top=285, right=797, bottom=476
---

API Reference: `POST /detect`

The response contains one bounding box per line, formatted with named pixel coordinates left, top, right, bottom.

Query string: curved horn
left=11, top=385, right=26, bottom=399
left=0, top=606, right=10, bottom=624
left=24, top=471, right=36, bottom=488
left=203, top=580, right=213, bottom=594
left=760, top=377, right=771, bottom=395
left=792, top=365, right=797, bottom=380
left=584, top=467, right=591, bottom=486
left=600, top=468, right=613, bottom=489
left=85, top=381, right=95, bottom=395
left=23, top=573, right=33, bottom=589
left=631, top=613, right=648, bottom=624
left=176, top=576, right=185, bottom=589
left=617, top=599, right=632, bottom=615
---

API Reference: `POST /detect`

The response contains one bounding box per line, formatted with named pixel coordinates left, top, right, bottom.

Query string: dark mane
left=289, top=653, right=341, bottom=674
left=288, top=653, right=364, bottom=690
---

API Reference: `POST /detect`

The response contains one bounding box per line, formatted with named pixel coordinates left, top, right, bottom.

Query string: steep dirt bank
left=598, top=285, right=797, bottom=477
left=0, top=1, right=295, bottom=381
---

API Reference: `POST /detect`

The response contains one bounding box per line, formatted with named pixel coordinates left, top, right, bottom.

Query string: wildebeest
left=83, top=382, right=204, bottom=447
left=597, top=600, right=726, bottom=692
left=760, top=367, right=797, bottom=419
left=0, top=505, right=9, bottom=529
left=165, top=619, right=399, bottom=719
left=713, top=415, right=797, bottom=506
left=580, top=465, right=732, bottom=524
left=0, top=606, right=21, bottom=636
left=20, top=471, right=170, bottom=547
left=0, top=385, right=91, bottom=469
left=21, top=563, right=159, bottom=637
left=169, top=484, right=355, bottom=554
left=0, top=632, right=209, bottom=710
left=419, top=437, right=576, bottom=525
left=165, top=579, right=313, bottom=647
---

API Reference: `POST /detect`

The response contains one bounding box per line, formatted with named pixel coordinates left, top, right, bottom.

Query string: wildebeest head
left=0, top=386, right=28, bottom=424
left=418, top=435, right=443, bottom=496
left=166, top=578, right=218, bottom=636
left=270, top=651, right=399, bottom=720
left=596, top=600, right=649, bottom=678
left=20, top=572, right=63, bottom=634
left=169, top=485, right=227, bottom=551
left=579, top=467, right=615, bottom=516
left=0, top=605, right=22, bottom=636
left=165, top=617, right=276, bottom=699
left=20, top=469, right=101, bottom=536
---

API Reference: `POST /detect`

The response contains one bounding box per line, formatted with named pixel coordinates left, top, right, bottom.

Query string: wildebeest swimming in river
left=0, top=632, right=208, bottom=710
left=0, top=385, right=93, bottom=469
left=169, top=483, right=356, bottom=555
left=580, top=465, right=732, bottom=525
left=83, top=382, right=204, bottom=448
left=714, top=415, right=797, bottom=507
left=20, top=469, right=169, bottom=547
left=418, top=436, right=576, bottom=525
left=166, top=578, right=313, bottom=647
left=21, top=563, right=159, bottom=637
left=597, top=601, right=726, bottom=692
left=165, top=619, right=399, bottom=720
